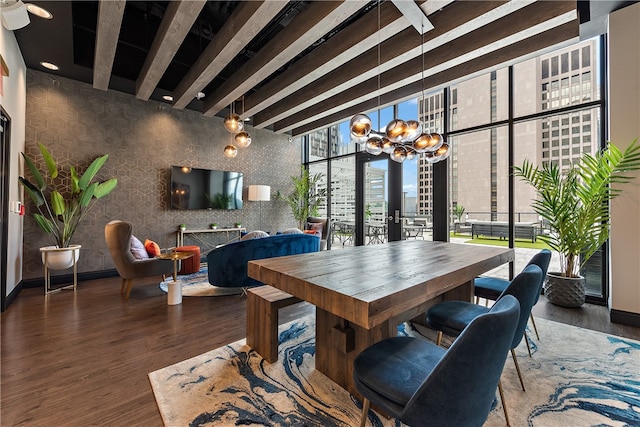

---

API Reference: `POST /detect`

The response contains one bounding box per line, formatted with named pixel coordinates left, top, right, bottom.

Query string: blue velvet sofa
left=206, top=233, right=320, bottom=288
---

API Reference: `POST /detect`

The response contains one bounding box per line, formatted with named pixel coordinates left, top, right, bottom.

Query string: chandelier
left=349, top=7, right=449, bottom=164
left=349, top=115, right=450, bottom=163
left=223, top=97, right=252, bottom=158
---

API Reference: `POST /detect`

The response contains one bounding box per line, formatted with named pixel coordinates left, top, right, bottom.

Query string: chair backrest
left=527, top=249, right=551, bottom=303
left=104, top=220, right=137, bottom=275
left=306, top=216, right=329, bottom=240
left=498, top=264, right=544, bottom=349
left=403, top=296, right=520, bottom=426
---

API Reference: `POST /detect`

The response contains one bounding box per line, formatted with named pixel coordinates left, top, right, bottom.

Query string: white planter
left=40, top=245, right=81, bottom=270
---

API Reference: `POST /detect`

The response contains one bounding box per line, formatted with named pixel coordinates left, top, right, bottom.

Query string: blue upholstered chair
left=427, top=264, right=543, bottom=393
left=474, top=249, right=551, bottom=341
left=353, top=296, right=520, bottom=427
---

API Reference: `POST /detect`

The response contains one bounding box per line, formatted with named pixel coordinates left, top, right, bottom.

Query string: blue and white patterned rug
left=149, top=315, right=640, bottom=426
left=159, top=265, right=243, bottom=297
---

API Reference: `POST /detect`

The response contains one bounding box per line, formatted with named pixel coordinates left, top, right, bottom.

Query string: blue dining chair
left=426, top=264, right=543, bottom=393
left=474, top=249, right=551, bottom=341
left=353, top=295, right=520, bottom=427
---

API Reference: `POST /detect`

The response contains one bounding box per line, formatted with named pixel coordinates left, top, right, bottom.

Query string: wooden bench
left=246, top=285, right=301, bottom=363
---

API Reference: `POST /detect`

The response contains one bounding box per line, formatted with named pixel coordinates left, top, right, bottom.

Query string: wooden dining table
left=247, top=240, right=514, bottom=396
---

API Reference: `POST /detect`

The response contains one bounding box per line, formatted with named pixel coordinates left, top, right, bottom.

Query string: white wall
left=608, top=3, right=640, bottom=317
left=0, top=25, right=26, bottom=299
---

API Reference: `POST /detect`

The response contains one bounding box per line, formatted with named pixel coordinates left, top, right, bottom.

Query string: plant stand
left=40, top=245, right=81, bottom=295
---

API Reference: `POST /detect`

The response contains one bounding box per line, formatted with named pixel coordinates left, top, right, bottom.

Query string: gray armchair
left=104, top=220, right=172, bottom=299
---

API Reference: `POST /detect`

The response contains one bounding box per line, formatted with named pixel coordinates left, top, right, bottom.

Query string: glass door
left=356, top=153, right=402, bottom=245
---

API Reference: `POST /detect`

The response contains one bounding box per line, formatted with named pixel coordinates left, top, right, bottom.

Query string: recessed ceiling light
left=25, top=3, right=53, bottom=19
left=162, top=95, right=173, bottom=102
left=40, top=62, right=59, bottom=71
left=244, top=117, right=251, bottom=122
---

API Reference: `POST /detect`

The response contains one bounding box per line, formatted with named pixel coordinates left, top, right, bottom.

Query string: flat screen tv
left=170, top=166, right=243, bottom=210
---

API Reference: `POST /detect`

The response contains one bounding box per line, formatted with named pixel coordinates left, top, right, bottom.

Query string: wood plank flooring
left=1, top=275, right=638, bottom=426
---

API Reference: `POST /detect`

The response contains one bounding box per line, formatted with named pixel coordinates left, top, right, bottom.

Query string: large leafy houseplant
left=514, top=139, right=640, bottom=279
left=19, top=143, right=118, bottom=248
left=279, top=167, right=327, bottom=230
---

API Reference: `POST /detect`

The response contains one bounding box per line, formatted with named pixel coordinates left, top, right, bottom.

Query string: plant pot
left=40, top=245, right=81, bottom=270
left=544, top=272, right=586, bottom=307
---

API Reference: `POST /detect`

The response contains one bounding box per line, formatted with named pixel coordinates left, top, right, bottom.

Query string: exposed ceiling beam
left=241, top=1, right=411, bottom=120
left=391, top=0, right=434, bottom=33
left=201, top=0, right=369, bottom=117
left=172, top=1, right=289, bottom=110
left=93, top=0, right=125, bottom=91
left=291, top=19, right=580, bottom=136
left=253, top=0, right=513, bottom=129
left=274, top=1, right=577, bottom=133
left=135, top=0, right=206, bottom=101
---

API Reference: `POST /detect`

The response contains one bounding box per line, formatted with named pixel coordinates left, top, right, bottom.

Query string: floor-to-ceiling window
left=301, top=36, right=606, bottom=302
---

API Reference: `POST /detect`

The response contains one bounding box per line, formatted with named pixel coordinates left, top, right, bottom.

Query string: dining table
left=247, top=240, right=514, bottom=396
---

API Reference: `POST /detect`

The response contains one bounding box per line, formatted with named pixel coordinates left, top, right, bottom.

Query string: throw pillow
left=281, top=228, right=303, bottom=234
left=130, top=235, right=149, bottom=260
left=240, top=230, right=269, bottom=241
left=144, top=239, right=161, bottom=257
left=306, top=222, right=324, bottom=237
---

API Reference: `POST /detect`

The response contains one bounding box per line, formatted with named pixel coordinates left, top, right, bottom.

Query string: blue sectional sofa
left=206, top=233, right=320, bottom=289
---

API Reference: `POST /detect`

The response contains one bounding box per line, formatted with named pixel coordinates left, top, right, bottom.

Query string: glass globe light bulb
left=434, top=142, right=450, bottom=160
left=224, top=114, right=242, bottom=133
left=424, top=151, right=438, bottom=164
left=386, top=119, right=408, bottom=143
left=381, top=137, right=395, bottom=154
left=350, top=114, right=372, bottom=138
left=403, top=120, right=422, bottom=142
left=365, top=135, right=383, bottom=155
left=223, top=144, right=238, bottom=158
left=426, top=133, right=444, bottom=152
left=412, top=133, right=433, bottom=153
left=235, top=131, right=251, bottom=148
left=390, top=146, right=407, bottom=163
left=405, top=147, right=417, bottom=161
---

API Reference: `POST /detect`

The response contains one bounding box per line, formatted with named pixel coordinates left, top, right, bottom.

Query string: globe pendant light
left=223, top=144, right=238, bottom=158
left=404, top=120, right=422, bottom=141
left=381, top=137, right=395, bottom=153
left=386, top=119, right=408, bottom=143
left=224, top=101, right=243, bottom=133
left=365, top=135, right=383, bottom=155
left=390, top=145, right=407, bottom=163
left=235, top=131, right=251, bottom=148
left=350, top=114, right=372, bottom=139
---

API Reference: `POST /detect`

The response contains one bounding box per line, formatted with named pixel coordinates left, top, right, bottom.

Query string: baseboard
left=2, top=281, right=23, bottom=311
left=610, top=308, right=640, bottom=328
left=21, top=269, right=120, bottom=289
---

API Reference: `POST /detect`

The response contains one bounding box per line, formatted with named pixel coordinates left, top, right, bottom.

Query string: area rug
left=159, top=265, right=243, bottom=297
left=149, top=316, right=640, bottom=427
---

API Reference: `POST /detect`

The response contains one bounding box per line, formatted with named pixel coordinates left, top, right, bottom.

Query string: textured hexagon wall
left=23, top=70, right=301, bottom=280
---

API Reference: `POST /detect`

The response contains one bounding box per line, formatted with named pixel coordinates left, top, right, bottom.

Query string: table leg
left=315, top=308, right=394, bottom=397
left=173, top=260, right=178, bottom=282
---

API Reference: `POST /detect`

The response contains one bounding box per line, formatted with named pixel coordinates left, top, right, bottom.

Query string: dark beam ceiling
left=12, top=0, right=597, bottom=136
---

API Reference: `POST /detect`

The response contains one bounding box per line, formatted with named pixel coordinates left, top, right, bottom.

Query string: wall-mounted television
left=170, top=166, right=243, bottom=210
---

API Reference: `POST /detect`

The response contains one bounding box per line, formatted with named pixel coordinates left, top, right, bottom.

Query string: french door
left=355, top=152, right=403, bottom=245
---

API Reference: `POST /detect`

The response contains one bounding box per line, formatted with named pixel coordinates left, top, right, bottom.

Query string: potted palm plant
left=19, top=143, right=118, bottom=269
left=278, top=166, right=327, bottom=230
left=514, top=139, right=640, bottom=307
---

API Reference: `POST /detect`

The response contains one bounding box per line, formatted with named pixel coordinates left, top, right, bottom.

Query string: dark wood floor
left=2, top=275, right=638, bottom=426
